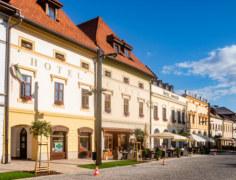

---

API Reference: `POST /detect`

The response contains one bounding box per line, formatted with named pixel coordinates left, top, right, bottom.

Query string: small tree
left=30, top=120, right=52, bottom=141
left=30, top=120, right=52, bottom=173
left=134, top=129, right=145, bottom=145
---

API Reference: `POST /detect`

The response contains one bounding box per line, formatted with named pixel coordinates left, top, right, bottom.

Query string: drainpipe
left=4, top=15, right=22, bottom=164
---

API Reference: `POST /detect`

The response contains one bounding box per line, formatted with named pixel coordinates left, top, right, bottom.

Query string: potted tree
left=175, top=147, right=181, bottom=158
left=155, top=148, right=162, bottom=160
left=30, top=120, right=52, bottom=175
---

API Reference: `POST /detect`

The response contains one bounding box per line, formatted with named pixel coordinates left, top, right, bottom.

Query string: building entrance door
left=20, top=128, right=27, bottom=159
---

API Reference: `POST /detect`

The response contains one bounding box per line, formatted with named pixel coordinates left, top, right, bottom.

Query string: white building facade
left=151, top=83, right=187, bottom=148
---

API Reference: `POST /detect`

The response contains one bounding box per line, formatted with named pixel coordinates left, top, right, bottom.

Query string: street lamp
left=94, top=48, right=117, bottom=166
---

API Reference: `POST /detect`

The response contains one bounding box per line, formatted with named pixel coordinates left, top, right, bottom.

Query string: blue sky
left=61, top=0, right=236, bottom=111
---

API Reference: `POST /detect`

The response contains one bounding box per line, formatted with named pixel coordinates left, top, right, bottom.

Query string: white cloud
left=162, top=45, right=236, bottom=101
left=146, top=51, right=152, bottom=57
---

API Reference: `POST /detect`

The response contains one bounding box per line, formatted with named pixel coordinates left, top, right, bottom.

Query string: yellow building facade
left=184, top=94, right=209, bottom=136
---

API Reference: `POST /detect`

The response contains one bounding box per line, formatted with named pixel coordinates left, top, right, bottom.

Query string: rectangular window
left=82, top=89, right=89, bottom=109
left=124, top=49, right=130, bottom=58
left=104, top=134, right=113, bottom=150
left=162, top=107, right=167, bottom=121
left=138, top=82, right=144, bottom=89
left=105, top=70, right=112, bottom=78
left=81, top=62, right=90, bottom=70
left=199, top=116, right=201, bottom=125
left=20, top=75, right=32, bottom=100
left=139, top=101, right=144, bottom=118
left=171, top=110, right=176, bottom=123
left=153, top=105, right=158, bottom=120
left=104, top=94, right=111, bottom=113
left=55, top=52, right=65, bottom=61
left=54, top=82, right=64, bottom=105
left=21, top=39, right=33, bottom=50
left=47, top=4, right=56, bottom=20
left=192, top=115, right=195, bottom=124
left=177, top=111, right=181, bottom=123
left=124, top=98, right=129, bottom=116
left=114, top=44, right=120, bottom=53
left=182, top=112, right=185, bottom=124
left=123, top=77, right=129, bottom=84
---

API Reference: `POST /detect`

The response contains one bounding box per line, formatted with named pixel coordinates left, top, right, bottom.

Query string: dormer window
left=40, top=0, right=63, bottom=21
left=124, top=49, right=130, bottom=58
left=47, top=4, right=56, bottom=20
left=114, top=43, right=120, bottom=53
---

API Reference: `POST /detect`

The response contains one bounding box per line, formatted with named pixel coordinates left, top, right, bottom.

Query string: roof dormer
left=107, top=34, right=133, bottom=59
left=38, top=0, right=63, bottom=21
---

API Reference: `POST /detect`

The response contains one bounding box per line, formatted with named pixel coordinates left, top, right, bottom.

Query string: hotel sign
left=163, top=90, right=179, bottom=100
left=30, top=57, right=81, bottom=80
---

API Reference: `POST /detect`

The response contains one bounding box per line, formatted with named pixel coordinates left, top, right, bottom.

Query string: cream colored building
left=79, top=17, right=155, bottom=159
left=184, top=93, right=209, bottom=136
left=5, top=0, right=97, bottom=161
left=210, top=106, right=235, bottom=148
left=151, top=81, right=187, bottom=148
left=210, top=114, right=223, bottom=138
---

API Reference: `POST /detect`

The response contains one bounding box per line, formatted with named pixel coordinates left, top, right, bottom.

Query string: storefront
left=103, top=128, right=133, bottom=160
left=78, top=127, right=93, bottom=158
left=51, top=126, right=68, bottom=160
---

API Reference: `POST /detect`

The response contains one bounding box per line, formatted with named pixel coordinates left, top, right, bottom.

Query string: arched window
left=154, top=128, right=160, bottom=134
left=164, top=129, right=168, bottom=132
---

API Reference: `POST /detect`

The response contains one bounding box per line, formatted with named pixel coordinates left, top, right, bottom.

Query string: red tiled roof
left=8, top=0, right=96, bottom=50
left=79, top=17, right=155, bottom=77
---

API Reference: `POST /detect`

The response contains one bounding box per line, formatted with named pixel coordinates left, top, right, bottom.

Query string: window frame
left=54, top=82, right=64, bottom=105
left=81, top=61, right=90, bottom=71
left=20, top=37, right=34, bottom=51
left=20, top=74, right=32, bottom=101
left=54, top=50, right=66, bottom=61
left=177, top=111, right=181, bottom=124
left=171, top=110, right=176, bottom=123
left=153, top=105, right=159, bottom=120
left=46, top=3, right=57, bottom=20
left=123, top=77, right=129, bottom=84
left=104, top=70, right=112, bottom=78
left=123, top=98, right=129, bottom=117
left=138, top=82, right=144, bottom=89
left=139, top=101, right=144, bottom=118
left=104, top=94, right=111, bottom=113
left=81, top=89, right=90, bottom=109
left=162, top=107, right=167, bottom=121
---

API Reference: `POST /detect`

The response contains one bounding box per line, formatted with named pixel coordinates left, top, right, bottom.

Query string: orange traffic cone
left=93, top=166, right=100, bottom=176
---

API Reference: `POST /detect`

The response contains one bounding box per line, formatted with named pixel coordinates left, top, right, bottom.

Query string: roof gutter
left=22, top=17, right=98, bottom=53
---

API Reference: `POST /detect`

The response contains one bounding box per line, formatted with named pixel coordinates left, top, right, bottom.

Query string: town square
left=0, top=0, right=236, bottom=179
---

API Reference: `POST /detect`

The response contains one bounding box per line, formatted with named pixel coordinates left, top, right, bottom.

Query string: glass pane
left=80, top=137, right=89, bottom=152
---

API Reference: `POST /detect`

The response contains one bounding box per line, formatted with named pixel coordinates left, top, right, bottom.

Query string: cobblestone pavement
left=26, top=155, right=236, bottom=180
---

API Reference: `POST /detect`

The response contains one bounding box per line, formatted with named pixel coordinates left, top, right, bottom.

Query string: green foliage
left=178, top=131, right=190, bottom=137
left=155, top=148, right=163, bottom=159
left=78, top=160, right=139, bottom=169
left=134, top=129, right=145, bottom=143
left=175, top=147, right=181, bottom=157
left=30, top=120, right=52, bottom=138
left=0, top=171, right=34, bottom=180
